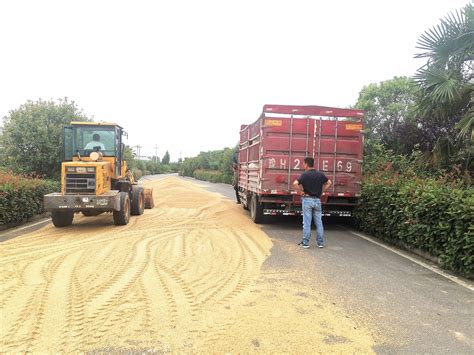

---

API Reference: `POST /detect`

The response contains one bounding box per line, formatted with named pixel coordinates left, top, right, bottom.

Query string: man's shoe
left=317, top=244, right=324, bottom=248
left=298, top=242, right=310, bottom=249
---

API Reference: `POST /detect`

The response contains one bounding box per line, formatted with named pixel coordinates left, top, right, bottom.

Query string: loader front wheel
left=51, top=211, right=74, bottom=227
left=113, top=192, right=131, bottom=225
left=131, top=186, right=145, bottom=215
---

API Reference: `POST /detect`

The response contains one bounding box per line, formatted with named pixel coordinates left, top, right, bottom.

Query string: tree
left=0, top=126, right=5, bottom=166
left=162, top=150, right=170, bottom=165
left=179, top=156, right=200, bottom=176
left=2, top=98, right=91, bottom=178
left=414, top=4, right=473, bottom=168
left=219, top=145, right=238, bottom=177
left=123, top=145, right=136, bottom=169
left=355, top=77, right=420, bottom=154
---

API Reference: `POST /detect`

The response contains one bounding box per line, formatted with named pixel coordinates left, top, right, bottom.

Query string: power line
left=133, top=145, right=142, bottom=159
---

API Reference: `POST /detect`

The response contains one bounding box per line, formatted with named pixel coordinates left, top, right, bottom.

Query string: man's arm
left=322, top=179, right=332, bottom=192
left=293, top=179, right=304, bottom=193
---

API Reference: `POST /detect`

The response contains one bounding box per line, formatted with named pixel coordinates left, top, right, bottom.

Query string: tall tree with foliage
left=162, top=150, right=170, bottom=165
left=355, top=76, right=420, bottom=154
left=2, top=98, right=91, bottom=178
left=123, top=145, right=136, bottom=168
left=414, top=3, right=473, bottom=168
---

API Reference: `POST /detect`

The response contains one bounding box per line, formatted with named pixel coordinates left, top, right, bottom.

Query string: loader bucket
left=144, top=188, right=154, bottom=209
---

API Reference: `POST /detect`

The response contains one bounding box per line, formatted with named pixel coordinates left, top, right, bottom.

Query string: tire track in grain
left=1, top=177, right=274, bottom=352
left=195, top=230, right=245, bottom=306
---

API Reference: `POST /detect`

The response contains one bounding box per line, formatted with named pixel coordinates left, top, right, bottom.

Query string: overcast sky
left=0, top=0, right=469, bottom=160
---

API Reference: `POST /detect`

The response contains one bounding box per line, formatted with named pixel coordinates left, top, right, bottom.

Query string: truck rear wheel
left=250, top=194, right=264, bottom=224
left=131, top=186, right=145, bottom=215
left=113, top=192, right=131, bottom=225
left=51, top=211, right=74, bottom=227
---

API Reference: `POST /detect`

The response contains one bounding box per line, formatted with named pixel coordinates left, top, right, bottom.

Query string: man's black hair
left=93, top=133, right=100, bottom=141
left=304, top=157, right=314, bottom=167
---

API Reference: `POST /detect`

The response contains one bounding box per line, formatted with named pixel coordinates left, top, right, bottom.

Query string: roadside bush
left=193, top=169, right=233, bottom=184
left=0, top=171, right=60, bottom=225
left=354, top=174, right=474, bottom=278
left=179, top=146, right=238, bottom=181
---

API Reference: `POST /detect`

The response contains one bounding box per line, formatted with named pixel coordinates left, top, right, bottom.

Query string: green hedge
left=354, top=176, right=473, bottom=278
left=193, top=169, right=233, bottom=184
left=0, top=172, right=60, bottom=225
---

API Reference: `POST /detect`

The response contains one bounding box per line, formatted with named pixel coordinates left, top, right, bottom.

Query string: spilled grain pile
left=0, top=177, right=375, bottom=352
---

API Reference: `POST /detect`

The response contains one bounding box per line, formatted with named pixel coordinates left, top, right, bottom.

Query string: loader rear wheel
left=113, top=192, right=130, bottom=225
left=51, top=211, right=74, bottom=227
left=250, top=194, right=264, bottom=224
left=131, top=186, right=145, bottom=215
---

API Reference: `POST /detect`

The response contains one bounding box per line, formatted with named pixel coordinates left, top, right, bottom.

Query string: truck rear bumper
left=44, top=191, right=121, bottom=212
left=263, top=208, right=353, bottom=217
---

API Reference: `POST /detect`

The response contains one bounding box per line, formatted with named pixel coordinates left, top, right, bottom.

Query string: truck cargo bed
left=238, top=104, right=364, bottom=219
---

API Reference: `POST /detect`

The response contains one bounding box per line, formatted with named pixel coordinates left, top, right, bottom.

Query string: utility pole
left=133, top=145, right=142, bottom=159
left=154, top=144, right=158, bottom=163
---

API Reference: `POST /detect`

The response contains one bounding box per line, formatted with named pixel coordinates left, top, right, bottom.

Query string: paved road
left=1, top=174, right=472, bottom=353
left=188, top=176, right=473, bottom=353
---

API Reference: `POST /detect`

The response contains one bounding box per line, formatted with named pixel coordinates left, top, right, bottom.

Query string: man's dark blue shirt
left=296, top=169, right=328, bottom=197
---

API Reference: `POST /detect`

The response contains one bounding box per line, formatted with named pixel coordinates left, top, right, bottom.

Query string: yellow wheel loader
left=44, top=122, right=154, bottom=227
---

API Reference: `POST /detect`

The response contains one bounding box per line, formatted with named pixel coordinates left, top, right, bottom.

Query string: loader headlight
left=66, top=167, right=75, bottom=172
left=87, top=167, right=95, bottom=173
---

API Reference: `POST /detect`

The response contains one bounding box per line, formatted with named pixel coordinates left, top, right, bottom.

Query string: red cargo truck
left=237, top=104, right=364, bottom=223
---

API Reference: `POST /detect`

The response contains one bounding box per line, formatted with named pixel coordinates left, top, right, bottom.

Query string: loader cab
left=64, top=122, right=126, bottom=177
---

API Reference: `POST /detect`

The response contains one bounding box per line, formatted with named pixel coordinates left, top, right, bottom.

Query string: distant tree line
left=179, top=147, right=237, bottom=184
left=124, top=147, right=180, bottom=179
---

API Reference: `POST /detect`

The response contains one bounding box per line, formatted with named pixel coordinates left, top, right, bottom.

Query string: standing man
left=232, top=151, right=241, bottom=204
left=293, top=157, right=332, bottom=249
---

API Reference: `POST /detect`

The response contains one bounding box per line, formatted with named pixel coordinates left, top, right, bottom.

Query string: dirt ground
left=0, top=177, right=376, bottom=352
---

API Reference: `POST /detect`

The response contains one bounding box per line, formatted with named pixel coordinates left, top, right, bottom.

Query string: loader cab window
left=64, top=126, right=73, bottom=161
left=73, top=126, right=117, bottom=156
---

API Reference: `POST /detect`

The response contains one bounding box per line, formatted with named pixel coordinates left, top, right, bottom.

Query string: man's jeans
left=302, top=197, right=324, bottom=246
